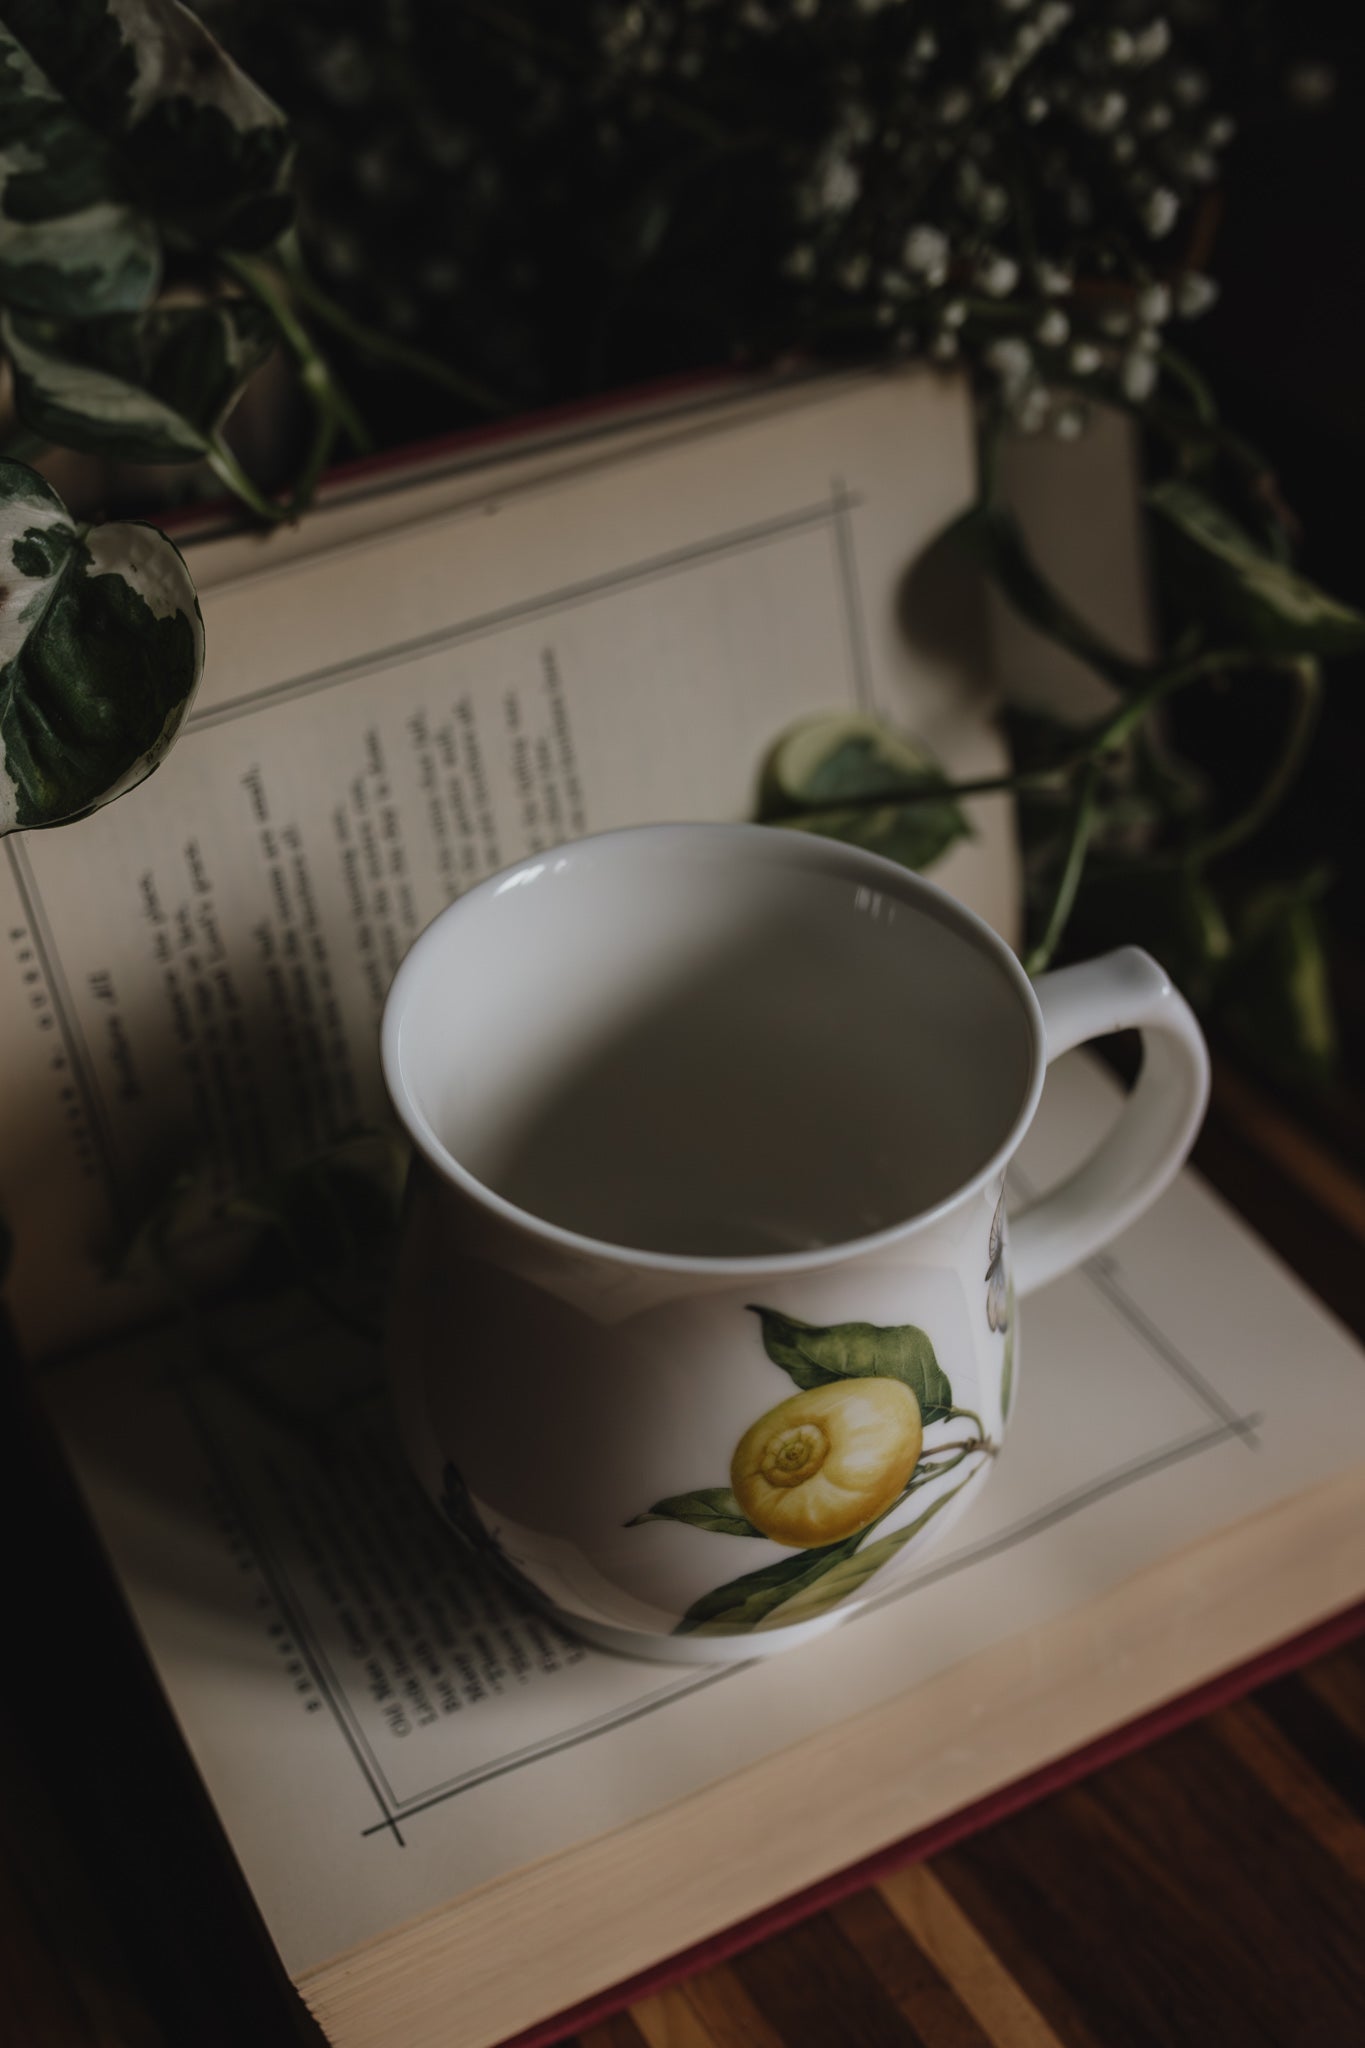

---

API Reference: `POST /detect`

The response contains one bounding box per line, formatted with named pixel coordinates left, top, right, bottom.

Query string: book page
left=42, top=1055, right=1365, bottom=1991
left=0, top=369, right=1015, bottom=1356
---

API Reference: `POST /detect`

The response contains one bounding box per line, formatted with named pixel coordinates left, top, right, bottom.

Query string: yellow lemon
left=731, top=1378, right=923, bottom=1548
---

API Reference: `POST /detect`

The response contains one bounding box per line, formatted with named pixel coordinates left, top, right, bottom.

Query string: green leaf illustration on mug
left=747, top=1304, right=955, bottom=1423
left=1000, top=1290, right=1017, bottom=1424
left=628, top=1308, right=994, bottom=1636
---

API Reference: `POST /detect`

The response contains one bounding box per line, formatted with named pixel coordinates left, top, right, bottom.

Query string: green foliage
left=0, top=457, right=202, bottom=830
left=757, top=712, right=971, bottom=876
left=1149, top=482, right=1365, bottom=659
left=627, top=1488, right=762, bottom=1537
left=748, top=1305, right=954, bottom=1424
left=676, top=1474, right=972, bottom=1635
left=3, top=299, right=279, bottom=461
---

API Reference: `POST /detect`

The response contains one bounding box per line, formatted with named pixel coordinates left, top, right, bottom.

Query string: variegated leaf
left=0, top=458, right=203, bottom=832
left=0, top=0, right=294, bottom=318
left=4, top=297, right=278, bottom=462
left=0, top=25, right=158, bottom=317
left=1149, top=480, right=1365, bottom=658
left=758, top=711, right=971, bottom=874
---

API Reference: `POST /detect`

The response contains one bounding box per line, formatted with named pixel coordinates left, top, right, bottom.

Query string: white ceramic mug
left=383, top=823, right=1208, bottom=1663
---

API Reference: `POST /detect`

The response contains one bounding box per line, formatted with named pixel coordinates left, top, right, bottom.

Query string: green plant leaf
left=0, top=457, right=203, bottom=831
left=757, top=711, right=971, bottom=874
left=1148, top=480, right=1365, bottom=657
left=626, top=1487, right=763, bottom=1536
left=1216, top=873, right=1339, bottom=1088
left=755, top=1474, right=974, bottom=1629
left=0, top=25, right=159, bottom=317
left=675, top=1526, right=869, bottom=1634
left=947, top=505, right=1141, bottom=687
left=747, top=1305, right=954, bottom=1423
left=4, top=298, right=277, bottom=463
left=676, top=1471, right=974, bottom=1634
left=1075, top=863, right=1232, bottom=1012
left=1, top=0, right=295, bottom=260
left=772, top=797, right=970, bottom=875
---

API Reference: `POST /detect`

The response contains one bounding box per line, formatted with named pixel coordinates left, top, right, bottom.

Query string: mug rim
left=381, top=822, right=1047, bottom=1275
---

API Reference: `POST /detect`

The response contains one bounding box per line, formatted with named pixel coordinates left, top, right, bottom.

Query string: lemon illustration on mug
left=629, top=1304, right=996, bottom=1634
left=731, top=1378, right=923, bottom=1547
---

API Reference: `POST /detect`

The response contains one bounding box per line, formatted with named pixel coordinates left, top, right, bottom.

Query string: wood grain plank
left=925, top=1849, right=1112, bottom=2048
left=877, top=1864, right=1067, bottom=2048
left=676, top=1966, right=790, bottom=2048
left=832, top=1887, right=995, bottom=2048
left=574, top=2014, right=656, bottom=2048
left=1255, top=1670, right=1365, bottom=1821
left=998, top=1722, right=1365, bottom=2045
left=729, top=1910, right=927, bottom=2048
left=1303, top=1639, right=1365, bottom=1746
left=631, top=1987, right=724, bottom=2048
left=1210, top=1696, right=1365, bottom=1883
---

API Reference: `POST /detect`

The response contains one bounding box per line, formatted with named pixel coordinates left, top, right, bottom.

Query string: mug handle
left=1012, top=947, right=1210, bottom=1298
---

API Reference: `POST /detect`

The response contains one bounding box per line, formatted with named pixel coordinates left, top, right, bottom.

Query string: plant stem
left=1024, top=759, right=1102, bottom=975
left=1179, top=658, right=1323, bottom=870
left=283, top=261, right=509, bottom=417
left=205, top=435, right=289, bottom=523
left=226, top=252, right=371, bottom=453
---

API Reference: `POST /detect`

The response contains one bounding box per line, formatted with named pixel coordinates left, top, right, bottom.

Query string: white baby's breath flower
left=977, top=251, right=1020, bottom=296
left=1140, top=102, right=1173, bottom=134
left=1037, top=2, right=1072, bottom=38
left=941, top=298, right=968, bottom=327
left=1286, top=62, right=1336, bottom=108
left=903, top=224, right=949, bottom=273
left=976, top=184, right=1010, bottom=224
left=1069, top=340, right=1102, bottom=374
left=1106, top=28, right=1134, bottom=64
left=986, top=336, right=1032, bottom=388
left=1137, top=282, right=1172, bottom=324
left=1052, top=403, right=1087, bottom=440
left=1172, top=68, right=1208, bottom=107
left=1037, top=260, right=1073, bottom=295
left=1206, top=116, right=1236, bottom=148
left=932, top=330, right=960, bottom=360
left=1036, top=307, right=1069, bottom=346
left=1132, top=19, right=1171, bottom=64
left=820, top=157, right=861, bottom=211
left=783, top=244, right=815, bottom=280
left=1014, top=386, right=1051, bottom=433
left=1175, top=272, right=1219, bottom=318
left=1121, top=350, right=1158, bottom=401
left=1079, top=90, right=1127, bottom=134
left=979, top=56, right=1015, bottom=100
left=1023, top=92, right=1051, bottom=123
left=839, top=253, right=871, bottom=291
left=1141, top=188, right=1179, bottom=237
left=938, top=87, right=972, bottom=123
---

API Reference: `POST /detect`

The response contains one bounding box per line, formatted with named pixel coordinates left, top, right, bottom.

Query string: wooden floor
left=568, top=1635, right=1365, bottom=2048
left=4, top=1060, right=1365, bottom=2048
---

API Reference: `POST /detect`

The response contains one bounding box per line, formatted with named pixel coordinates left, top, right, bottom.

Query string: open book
left=14, top=371, right=1365, bottom=2047
left=0, top=368, right=1014, bottom=1358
